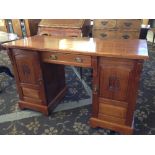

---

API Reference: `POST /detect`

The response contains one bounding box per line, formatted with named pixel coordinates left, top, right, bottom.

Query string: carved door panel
left=99, top=58, right=134, bottom=101
left=12, top=49, right=46, bottom=104
left=13, top=50, right=42, bottom=85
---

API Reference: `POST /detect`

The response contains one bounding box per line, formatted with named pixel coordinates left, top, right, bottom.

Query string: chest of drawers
left=93, top=19, right=142, bottom=39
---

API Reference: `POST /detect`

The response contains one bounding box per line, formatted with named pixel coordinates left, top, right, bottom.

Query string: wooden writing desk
left=2, top=36, right=148, bottom=134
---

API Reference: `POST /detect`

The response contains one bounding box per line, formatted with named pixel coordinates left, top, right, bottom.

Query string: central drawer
left=41, top=52, right=91, bottom=67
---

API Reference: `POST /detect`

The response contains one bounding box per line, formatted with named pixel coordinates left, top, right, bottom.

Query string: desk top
left=2, top=35, right=149, bottom=60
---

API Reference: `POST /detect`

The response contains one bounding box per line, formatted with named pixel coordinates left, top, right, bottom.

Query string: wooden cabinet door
left=12, top=49, right=46, bottom=104
left=13, top=49, right=42, bottom=85
left=99, top=58, right=134, bottom=101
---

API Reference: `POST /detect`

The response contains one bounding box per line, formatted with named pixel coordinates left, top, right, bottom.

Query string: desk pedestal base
left=19, top=87, right=67, bottom=116
left=90, top=117, right=133, bottom=135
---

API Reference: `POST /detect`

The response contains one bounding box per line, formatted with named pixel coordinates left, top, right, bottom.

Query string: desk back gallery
left=2, top=36, right=148, bottom=134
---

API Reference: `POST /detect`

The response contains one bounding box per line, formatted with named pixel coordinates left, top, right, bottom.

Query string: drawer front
left=38, top=27, right=82, bottom=37
left=92, top=29, right=117, bottom=39
left=42, top=52, right=91, bottom=67
left=22, top=87, right=41, bottom=100
left=98, top=113, right=126, bottom=125
left=20, top=83, right=46, bottom=104
left=93, top=19, right=117, bottom=29
left=117, top=19, right=141, bottom=30
left=116, top=31, right=140, bottom=39
left=99, top=103, right=127, bottom=118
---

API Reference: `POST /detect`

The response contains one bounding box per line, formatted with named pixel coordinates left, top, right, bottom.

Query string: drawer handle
left=93, top=84, right=98, bottom=93
left=101, top=21, right=108, bottom=26
left=38, top=77, right=43, bottom=85
left=100, top=33, right=107, bottom=38
left=50, top=55, right=57, bottom=60
left=122, top=34, right=130, bottom=39
left=124, top=22, right=132, bottom=27
left=75, top=57, right=83, bottom=63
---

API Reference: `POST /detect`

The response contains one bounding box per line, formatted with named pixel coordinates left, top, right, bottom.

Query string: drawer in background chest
left=93, top=19, right=117, bottom=29
left=116, top=31, right=140, bottom=39
left=93, top=29, right=140, bottom=39
left=41, top=52, right=92, bottom=67
left=116, top=19, right=141, bottom=30
left=92, top=29, right=117, bottom=39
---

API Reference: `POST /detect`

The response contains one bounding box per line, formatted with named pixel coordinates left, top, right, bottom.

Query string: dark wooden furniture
left=2, top=36, right=148, bottom=134
left=38, top=19, right=91, bottom=37
left=148, top=19, right=155, bottom=46
left=139, top=26, right=150, bottom=39
left=93, top=19, right=142, bottom=39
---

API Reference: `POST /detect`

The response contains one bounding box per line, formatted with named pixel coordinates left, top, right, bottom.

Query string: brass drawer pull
left=75, top=57, right=83, bottom=63
left=122, top=35, right=130, bottom=39
left=101, top=21, right=108, bottom=26
left=100, top=33, right=107, bottom=38
left=93, top=84, right=98, bottom=93
left=50, top=55, right=57, bottom=60
left=124, top=22, right=132, bottom=27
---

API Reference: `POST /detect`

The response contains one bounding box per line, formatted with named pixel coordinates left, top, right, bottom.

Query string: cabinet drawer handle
left=122, top=34, right=130, bottom=39
left=93, top=84, right=98, bottom=93
left=101, top=21, right=108, bottom=26
left=100, top=33, right=107, bottom=38
left=38, top=77, right=43, bottom=85
left=124, top=22, right=132, bottom=27
left=75, top=57, right=83, bottom=63
left=50, top=55, right=57, bottom=60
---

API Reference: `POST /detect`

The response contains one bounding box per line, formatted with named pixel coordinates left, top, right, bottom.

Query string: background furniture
left=139, top=25, right=150, bottom=39
left=0, top=19, right=41, bottom=38
left=148, top=19, right=155, bottom=46
left=38, top=19, right=91, bottom=37
left=3, top=36, right=148, bottom=134
left=0, top=20, right=7, bottom=32
left=92, top=19, right=142, bottom=39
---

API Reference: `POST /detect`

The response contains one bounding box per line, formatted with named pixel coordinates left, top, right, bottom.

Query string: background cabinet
left=38, top=19, right=91, bottom=37
left=93, top=19, right=142, bottom=39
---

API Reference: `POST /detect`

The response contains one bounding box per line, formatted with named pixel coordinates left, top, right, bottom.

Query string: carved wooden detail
left=108, top=76, right=120, bottom=92
left=22, top=64, right=31, bottom=77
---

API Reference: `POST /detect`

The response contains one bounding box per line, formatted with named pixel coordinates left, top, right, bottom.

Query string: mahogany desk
left=2, top=36, right=148, bottom=134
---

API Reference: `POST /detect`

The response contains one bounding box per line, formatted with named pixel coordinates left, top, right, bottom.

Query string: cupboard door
left=13, top=49, right=42, bottom=85
left=12, top=49, right=46, bottom=104
left=99, top=58, right=134, bottom=101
